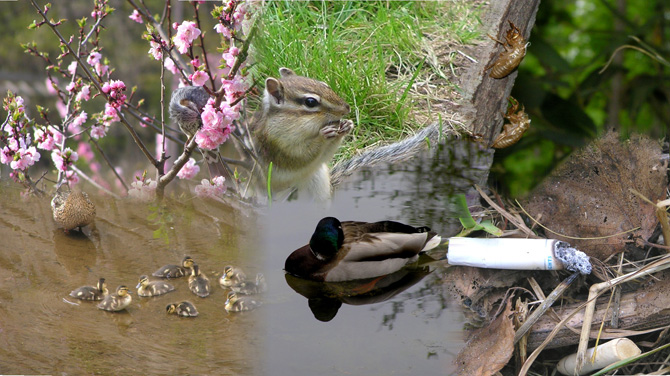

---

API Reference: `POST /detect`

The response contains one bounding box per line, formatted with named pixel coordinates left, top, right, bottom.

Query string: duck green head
left=309, top=217, right=345, bottom=261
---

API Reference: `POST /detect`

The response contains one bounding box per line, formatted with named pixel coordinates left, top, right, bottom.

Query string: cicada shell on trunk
left=486, top=21, right=528, bottom=79
left=491, top=97, right=530, bottom=149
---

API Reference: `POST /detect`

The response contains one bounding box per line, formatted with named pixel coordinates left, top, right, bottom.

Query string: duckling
left=136, top=275, right=175, bottom=297
left=219, top=265, right=247, bottom=288
left=97, top=285, right=132, bottom=312
left=166, top=301, right=199, bottom=317
left=152, top=256, right=194, bottom=279
left=188, top=264, right=210, bottom=298
left=51, top=187, right=96, bottom=231
left=225, top=291, right=261, bottom=313
left=69, top=277, right=108, bottom=301
left=231, top=273, right=267, bottom=295
left=285, top=217, right=441, bottom=282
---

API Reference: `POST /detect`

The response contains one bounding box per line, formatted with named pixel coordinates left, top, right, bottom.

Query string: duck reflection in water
left=285, top=264, right=432, bottom=322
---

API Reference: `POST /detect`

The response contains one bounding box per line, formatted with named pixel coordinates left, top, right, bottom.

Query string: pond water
left=0, top=138, right=493, bottom=375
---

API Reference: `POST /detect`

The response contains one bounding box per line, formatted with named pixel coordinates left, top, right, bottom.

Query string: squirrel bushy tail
left=330, top=123, right=440, bottom=187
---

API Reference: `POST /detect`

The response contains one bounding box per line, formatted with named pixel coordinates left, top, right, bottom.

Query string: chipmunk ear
left=265, top=77, right=284, bottom=105
left=278, top=67, right=295, bottom=77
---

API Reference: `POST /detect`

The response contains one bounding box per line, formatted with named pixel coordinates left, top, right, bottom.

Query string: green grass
left=250, top=0, right=482, bottom=162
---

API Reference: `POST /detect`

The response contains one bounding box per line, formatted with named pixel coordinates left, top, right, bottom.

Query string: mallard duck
left=219, top=265, right=247, bottom=288
left=97, top=285, right=132, bottom=312
left=152, top=256, right=194, bottom=279
left=224, top=291, right=261, bottom=313
left=188, top=264, right=210, bottom=298
left=69, top=278, right=108, bottom=301
left=231, top=273, right=267, bottom=295
left=51, top=188, right=96, bottom=231
left=166, top=301, right=199, bottom=317
left=136, top=275, right=175, bottom=297
left=284, top=217, right=441, bottom=282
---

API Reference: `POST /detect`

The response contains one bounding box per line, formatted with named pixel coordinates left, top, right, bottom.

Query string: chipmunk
left=170, top=69, right=352, bottom=201
left=171, top=68, right=439, bottom=202
left=250, top=68, right=353, bottom=201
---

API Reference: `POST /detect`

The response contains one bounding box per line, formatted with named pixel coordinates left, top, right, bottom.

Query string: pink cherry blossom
left=191, top=58, right=201, bottom=68
left=103, top=103, right=120, bottom=125
left=69, top=111, right=87, bottom=133
left=190, top=70, right=208, bottom=86
left=64, top=170, right=80, bottom=185
left=221, top=49, right=237, bottom=68
left=201, top=102, right=223, bottom=129
left=68, top=61, right=78, bottom=75
left=102, top=80, right=127, bottom=108
left=129, top=9, right=143, bottom=23
left=66, top=82, right=76, bottom=93
left=194, top=176, right=226, bottom=198
left=75, top=85, right=90, bottom=102
left=34, top=126, right=62, bottom=151
left=1, top=146, right=13, bottom=165
left=10, top=146, right=40, bottom=171
left=90, top=124, right=107, bottom=139
left=95, top=62, right=108, bottom=76
left=173, top=21, right=201, bottom=54
left=164, top=58, right=178, bottom=74
left=51, top=147, right=78, bottom=171
left=128, top=178, right=157, bottom=201
left=213, top=24, right=232, bottom=39
left=177, top=158, right=200, bottom=180
left=148, top=40, right=163, bottom=60
left=87, top=51, right=102, bottom=66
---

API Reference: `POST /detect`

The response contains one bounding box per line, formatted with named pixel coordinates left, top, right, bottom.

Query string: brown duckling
left=166, top=301, right=199, bottom=317
left=51, top=188, right=96, bottom=231
left=69, top=278, right=108, bottom=301
left=219, top=265, right=247, bottom=288
left=152, top=256, right=194, bottom=279
left=136, top=275, right=175, bottom=297
left=97, top=285, right=132, bottom=312
left=231, top=273, right=267, bottom=295
left=188, top=264, right=210, bottom=298
left=224, top=291, right=261, bottom=313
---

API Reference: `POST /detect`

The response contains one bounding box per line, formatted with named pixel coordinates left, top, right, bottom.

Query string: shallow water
left=0, top=185, right=262, bottom=375
left=0, top=138, right=492, bottom=375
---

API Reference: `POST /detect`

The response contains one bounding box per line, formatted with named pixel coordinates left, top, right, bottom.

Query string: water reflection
left=285, top=263, right=432, bottom=322
left=260, top=137, right=492, bottom=376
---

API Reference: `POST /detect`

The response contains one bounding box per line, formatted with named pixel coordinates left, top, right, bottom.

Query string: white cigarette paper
left=556, top=338, right=641, bottom=375
left=447, top=238, right=564, bottom=270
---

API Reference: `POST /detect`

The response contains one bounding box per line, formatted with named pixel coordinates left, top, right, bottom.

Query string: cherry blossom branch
left=29, top=0, right=158, bottom=170
left=86, top=131, right=129, bottom=192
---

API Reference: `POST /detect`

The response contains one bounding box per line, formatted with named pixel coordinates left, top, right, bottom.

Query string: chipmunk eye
left=304, top=97, right=319, bottom=108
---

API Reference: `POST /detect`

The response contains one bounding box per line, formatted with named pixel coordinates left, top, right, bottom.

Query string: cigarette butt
left=556, top=338, right=641, bottom=375
left=447, top=238, right=564, bottom=270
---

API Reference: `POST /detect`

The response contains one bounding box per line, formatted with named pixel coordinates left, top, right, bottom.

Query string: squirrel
left=249, top=67, right=353, bottom=201
left=170, top=69, right=437, bottom=201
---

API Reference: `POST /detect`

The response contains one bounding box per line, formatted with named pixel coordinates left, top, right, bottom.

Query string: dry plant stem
left=475, top=185, right=538, bottom=238
left=519, top=299, right=592, bottom=376
left=514, top=272, right=579, bottom=344
left=30, top=0, right=158, bottom=169
left=70, top=165, right=121, bottom=199
left=87, top=132, right=129, bottom=192
left=575, top=255, right=670, bottom=373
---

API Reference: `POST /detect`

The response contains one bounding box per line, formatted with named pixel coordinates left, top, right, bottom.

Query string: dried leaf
left=524, top=131, right=667, bottom=260
left=455, top=296, right=515, bottom=376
